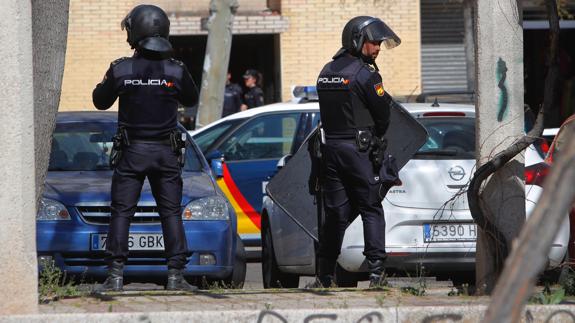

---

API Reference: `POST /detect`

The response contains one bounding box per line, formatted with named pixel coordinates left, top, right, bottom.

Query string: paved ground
left=37, top=263, right=472, bottom=314
left=25, top=263, right=575, bottom=323
left=39, top=286, right=485, bottom=314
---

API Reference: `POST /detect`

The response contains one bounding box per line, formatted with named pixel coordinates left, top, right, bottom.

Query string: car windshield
left=49, top=122, right=203, bottom=171
left=193, top=119, right=241, bottom=154
left=414, top=117, right=475, bottom=160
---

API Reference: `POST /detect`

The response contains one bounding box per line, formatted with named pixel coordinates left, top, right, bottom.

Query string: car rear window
left=49, top=122, right=202, bottom=171
left=414, top=117, right=475, bottom=160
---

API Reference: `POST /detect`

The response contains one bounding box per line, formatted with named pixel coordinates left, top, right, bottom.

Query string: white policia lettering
left=124, top=79, right=170, bottom=86
left=317, top=77, right=348, bottom=84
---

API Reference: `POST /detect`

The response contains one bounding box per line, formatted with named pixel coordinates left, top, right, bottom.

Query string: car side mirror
left=276, top=154, right=292, bottom=169
left=205, top=150, right=224, bottom=178
left=211, top=158, right=224, bottom=178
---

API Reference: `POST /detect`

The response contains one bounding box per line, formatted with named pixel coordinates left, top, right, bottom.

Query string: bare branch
left=483, top=127, right=575, bottom=322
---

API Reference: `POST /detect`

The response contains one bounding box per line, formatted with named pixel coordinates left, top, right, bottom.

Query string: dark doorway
left=524, top=26, right=575, bottom=128
left=171, top=34, right=282, bottom=105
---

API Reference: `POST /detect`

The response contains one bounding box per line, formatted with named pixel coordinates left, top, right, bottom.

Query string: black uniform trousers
left=106, top=142, right=189, bottom=269
left=317, top=139, right=387, bottom=275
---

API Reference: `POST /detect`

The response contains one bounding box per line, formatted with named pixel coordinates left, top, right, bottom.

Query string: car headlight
left=37, top=198, right=71, bottom=221
left=182, top=196, right=229, bottom=221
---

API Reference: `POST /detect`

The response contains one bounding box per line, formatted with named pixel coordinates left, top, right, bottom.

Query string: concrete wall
left=0, top=0, right=38, bottom=314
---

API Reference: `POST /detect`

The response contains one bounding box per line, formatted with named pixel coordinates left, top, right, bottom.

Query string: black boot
left=306, top=258, right=335, bottom=288
left=166, top=268, right=198, bottom=292
left=94, top=261, right=124, bottom=292
left=306, top=274, right=335, bottom=288
left=368, top=259, right=387, bottom=288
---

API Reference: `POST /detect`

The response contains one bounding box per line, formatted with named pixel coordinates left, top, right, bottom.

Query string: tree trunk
left=32, top=0, right=70, bottom=205
left=197, top=0, right=239, bottom=127
left=471, top=0, right=525, bottom=294
left=483, top=1, right=564, bottom=321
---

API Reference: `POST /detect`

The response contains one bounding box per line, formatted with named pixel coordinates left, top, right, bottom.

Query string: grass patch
left=529, top=284, right=565, bottom=305
left=38, top=258, right=82, bottom=303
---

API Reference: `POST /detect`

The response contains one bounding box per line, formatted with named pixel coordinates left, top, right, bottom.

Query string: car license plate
left=423, top=223, right=477, bottom=242
left=91, top=234, right=164, bottom=251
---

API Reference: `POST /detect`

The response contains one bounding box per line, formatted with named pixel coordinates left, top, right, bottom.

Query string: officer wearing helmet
left=93, top=5, right=198, bottom=292
left=313, top=16, right=401, bottom=288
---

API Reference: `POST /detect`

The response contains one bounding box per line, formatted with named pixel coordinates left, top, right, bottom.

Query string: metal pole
left=197, top=0, right=239, bottom=127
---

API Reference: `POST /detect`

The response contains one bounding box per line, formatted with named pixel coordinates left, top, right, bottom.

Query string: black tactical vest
left=316, top=55, right=375, bottom=136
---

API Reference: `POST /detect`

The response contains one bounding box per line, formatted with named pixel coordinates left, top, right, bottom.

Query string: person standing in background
left=222, top=72, right=243, bottom=117
left=241, top=69, right=264, bottom=110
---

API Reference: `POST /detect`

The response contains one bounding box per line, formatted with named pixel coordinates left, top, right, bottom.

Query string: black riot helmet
left=338, top=16, right=401, bottom=57
left=121, top=5, right=172, bottom=54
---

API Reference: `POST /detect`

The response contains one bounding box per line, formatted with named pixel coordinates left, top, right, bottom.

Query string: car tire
left=334, top=263, right=359, bottom=288
left=222, top=235, right=247, bottom=289
left=262, top=219, right=299, bottom=288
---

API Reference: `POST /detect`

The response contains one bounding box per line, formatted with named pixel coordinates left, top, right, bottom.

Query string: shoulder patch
left=374, top=82, right=385, bottom=97
left=169, top=58, right=186, bottom=67
left=111, top=57, right=129, bottom=66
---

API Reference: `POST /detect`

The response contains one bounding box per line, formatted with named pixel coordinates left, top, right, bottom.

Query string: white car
left=262, top=99, right=569, bottom=287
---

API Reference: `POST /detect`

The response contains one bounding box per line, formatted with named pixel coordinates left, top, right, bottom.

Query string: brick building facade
left=60, top=0, right=421, bottom=111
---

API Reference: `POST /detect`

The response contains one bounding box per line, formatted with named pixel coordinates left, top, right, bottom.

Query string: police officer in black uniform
left=92, top=5, right=199, bottom=292
left=314, top=16, right=401, bottom=288
left=223, top=72, right=243, bottom=117
left=241, top=69, right=265, bottom=110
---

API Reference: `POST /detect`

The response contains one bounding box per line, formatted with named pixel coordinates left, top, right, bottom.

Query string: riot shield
left=265, top=100, right=428, bottom=241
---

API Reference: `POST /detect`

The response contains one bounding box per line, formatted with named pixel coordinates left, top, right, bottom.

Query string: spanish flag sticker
left=374, top=83, right=385, bottom=96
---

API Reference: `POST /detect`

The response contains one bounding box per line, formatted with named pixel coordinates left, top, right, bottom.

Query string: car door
left=269, top=111, right=321, bottom=266
left=214, top=112, right=302, bottom=245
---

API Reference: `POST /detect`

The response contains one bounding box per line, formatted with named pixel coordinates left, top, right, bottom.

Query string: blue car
left=37, top=112, right=246, bottom=287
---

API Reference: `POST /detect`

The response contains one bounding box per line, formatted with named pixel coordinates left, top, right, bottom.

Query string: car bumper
left=339, top=196, right=569, bottom=273
left=339, top=246, right=476, bottom=273
left=37, top=220, right=234, bottom=279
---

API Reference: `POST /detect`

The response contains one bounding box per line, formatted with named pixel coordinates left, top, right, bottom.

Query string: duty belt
left=130, top=139, right=171, bottom=146
left=130, top=137, right=172, bottom=146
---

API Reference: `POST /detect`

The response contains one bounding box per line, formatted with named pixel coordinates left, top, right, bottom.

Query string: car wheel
left=334, top=263, right=358, bottom=287
left=262, top=219, right=299, bottom=288
left=222, top=235, right=247, bottom=289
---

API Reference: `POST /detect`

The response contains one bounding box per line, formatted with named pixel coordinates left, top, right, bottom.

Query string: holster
left=307, top=128, right=323, bottom=196
left=170, top=130, right=187, bottom=168
left=109, top=127, right=130, bottom=169
left=369, top=135, right=388, bottom=172
left=356, top=130, right=373, bottom=152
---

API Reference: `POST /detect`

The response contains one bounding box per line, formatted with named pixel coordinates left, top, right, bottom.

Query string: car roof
left=56, top=111, right=118, bottom=123
left=192, top=101, right=475, bottom=136
left=192, top=101, right=319, bottom=135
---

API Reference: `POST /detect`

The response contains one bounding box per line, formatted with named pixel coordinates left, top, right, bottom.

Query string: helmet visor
left=364, top=20, right=401, bottom=49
